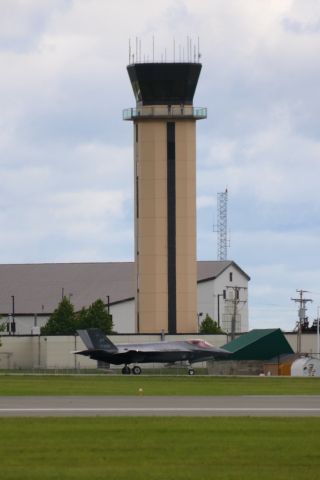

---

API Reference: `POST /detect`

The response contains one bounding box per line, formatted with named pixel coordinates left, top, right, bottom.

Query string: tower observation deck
left=124, top=62, right=206, bottom=334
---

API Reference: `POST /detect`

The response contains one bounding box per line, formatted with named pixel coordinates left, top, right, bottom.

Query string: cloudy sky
left=1, top=0, right=320, bottom=330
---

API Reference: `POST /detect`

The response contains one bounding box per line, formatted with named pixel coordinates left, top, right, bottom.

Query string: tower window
left=229, top=272, right=233, bottom=282
left=135, top=124, right=138, bottom=142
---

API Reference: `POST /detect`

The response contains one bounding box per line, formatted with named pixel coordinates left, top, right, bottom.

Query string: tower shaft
left=134, top=118, right=197, bottom=333
left=124, top=62, right=206, bottom=333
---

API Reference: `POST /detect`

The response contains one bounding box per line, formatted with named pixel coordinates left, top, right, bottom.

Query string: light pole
left=11, top=295, right=16, bottom=335
left=197, top=312, right=203, bottom=333
left=106, top=295, right=110, bottom=315
left=317, top=306, right=320, bottom=360
left=217, top=294, right=223, bottom=328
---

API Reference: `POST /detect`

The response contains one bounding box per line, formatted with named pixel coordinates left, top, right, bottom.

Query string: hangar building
left=0, top=260, right=249, bottom=334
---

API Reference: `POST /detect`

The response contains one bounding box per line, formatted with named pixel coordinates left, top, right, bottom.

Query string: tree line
left=199, top=314, right=225, bottom=334
left=39, top=303, right=223, bottom=335
left=1, top=301, right=223, bottom=337
left=40, top=297, right=113, bottom=335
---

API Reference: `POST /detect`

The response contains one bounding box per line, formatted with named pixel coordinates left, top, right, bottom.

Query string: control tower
left=124, top=62, right=206, bottom=333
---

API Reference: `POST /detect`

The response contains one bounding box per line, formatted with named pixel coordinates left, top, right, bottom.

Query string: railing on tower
left=123, top=106, right=207, bottom=120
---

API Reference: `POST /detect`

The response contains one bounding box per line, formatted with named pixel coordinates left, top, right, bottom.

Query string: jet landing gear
left=187, top=362, right=195, bottom=375
left=132, top=365, right=141, bottom=375
left=121, top=365, right=142, bottom=375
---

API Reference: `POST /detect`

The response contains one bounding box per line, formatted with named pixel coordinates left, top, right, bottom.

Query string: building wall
left=10, top=315, right=47, bottom=335
left=0, top=333, right=228, bottom=370
left=135, top=120, right=168, bottom=333
left=110, top=301, right=135, bottom=333
left=0, top=336, right=33, bottom=369
left=45, top=336, right=94, bottom=369
left=197, top=267, right=249, bottom=332
left=135, top=118, right=198, bottom=333
left=208, top=360, right=264, bottom=376
left=1, top=332, right=317, bottom=371
left=5, top=301, right=135, bottom=336
left=2, top=271, right=249, bottom=336
left=175, top=121, right=197, bottom=333
left=284, top=333, right=319, bottom=355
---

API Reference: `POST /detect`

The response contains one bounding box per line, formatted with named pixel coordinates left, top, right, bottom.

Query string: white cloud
left=51, top=190, right=127, bottom=223
left=198, top=108, right=320, bottom=207
left=197, top=195, right=216, bottom=209
left=0, top=0, right=71, bottom=52
left=0, top=0, right=320, bottom=329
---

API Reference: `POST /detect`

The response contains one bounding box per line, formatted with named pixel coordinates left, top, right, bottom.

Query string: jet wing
left=114, top=348, right=192, bottom=365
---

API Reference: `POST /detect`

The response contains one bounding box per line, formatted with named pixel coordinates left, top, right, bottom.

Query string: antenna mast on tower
left=216, top=188, right=229, bottom=260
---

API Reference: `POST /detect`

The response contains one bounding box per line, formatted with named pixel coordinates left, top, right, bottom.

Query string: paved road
left=0, top=395, right=319, bottom=416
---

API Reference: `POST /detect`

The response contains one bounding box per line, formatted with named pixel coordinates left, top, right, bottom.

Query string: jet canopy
left=187, top=339, right=213, bottom=349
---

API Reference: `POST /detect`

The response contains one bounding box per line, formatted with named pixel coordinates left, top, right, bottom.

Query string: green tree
left=0, top=316, right=6, bottom=347
left=0, top=317, right=6, bottom=332
left=41, top=297, right=77, bottom=335
left=77, top=299, right=113, bottom=334
left=199, top=314, right=224, bottom=334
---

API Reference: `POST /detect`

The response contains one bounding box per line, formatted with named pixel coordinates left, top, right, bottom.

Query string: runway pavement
left=0, top=395, right=319, bottom=416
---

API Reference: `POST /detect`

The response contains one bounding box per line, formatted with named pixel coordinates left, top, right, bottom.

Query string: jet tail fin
left=77, top=328, right=118, bottom=353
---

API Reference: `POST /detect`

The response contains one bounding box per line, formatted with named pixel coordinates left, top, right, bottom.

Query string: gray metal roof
left=197, top=260, right=250, bottom=283
left=0, top=260, right=248, bottom=315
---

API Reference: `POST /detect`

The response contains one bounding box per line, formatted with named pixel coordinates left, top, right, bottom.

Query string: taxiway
left=0, top=395, right=319, bottom=416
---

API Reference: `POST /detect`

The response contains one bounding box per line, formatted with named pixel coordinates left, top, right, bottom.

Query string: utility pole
left=291, top=289, right=313, bottom=353
left=224, top=286, right=247, bottom=341
left=10, top=295, right=16, bottom=335
left=317, top=306, right=320, bottom=360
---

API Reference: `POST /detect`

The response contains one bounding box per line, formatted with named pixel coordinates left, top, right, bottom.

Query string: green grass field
left=0, top=374, right=320, bottom=396
left=0, top=417, right=319, bottom=480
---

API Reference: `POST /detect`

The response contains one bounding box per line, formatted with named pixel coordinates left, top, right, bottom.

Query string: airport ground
left=0, top=375, right=319, bottom=479
left=0, top=374, right=320, bottom=396
left=0, top=416, right=319, bottom=479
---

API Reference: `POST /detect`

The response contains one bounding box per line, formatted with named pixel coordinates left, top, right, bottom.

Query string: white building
left=0, top=261, right=250, bottom=334
left=197, top=261, right=249, bottom=333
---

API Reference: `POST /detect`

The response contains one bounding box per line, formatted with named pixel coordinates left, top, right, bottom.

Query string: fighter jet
left=75, top=328, right=231, bottom=375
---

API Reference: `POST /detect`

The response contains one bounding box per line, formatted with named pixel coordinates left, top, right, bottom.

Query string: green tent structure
left=222, top=329, right=294, bottom=360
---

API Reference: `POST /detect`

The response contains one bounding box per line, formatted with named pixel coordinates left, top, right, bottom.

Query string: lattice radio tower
left=216, top=188, right=228, bottom=260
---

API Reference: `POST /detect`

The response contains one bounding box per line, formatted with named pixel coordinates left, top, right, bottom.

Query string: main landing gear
left=121, top=365, right=142, bottom=375
left=121, top=365, right=131, bottom=375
